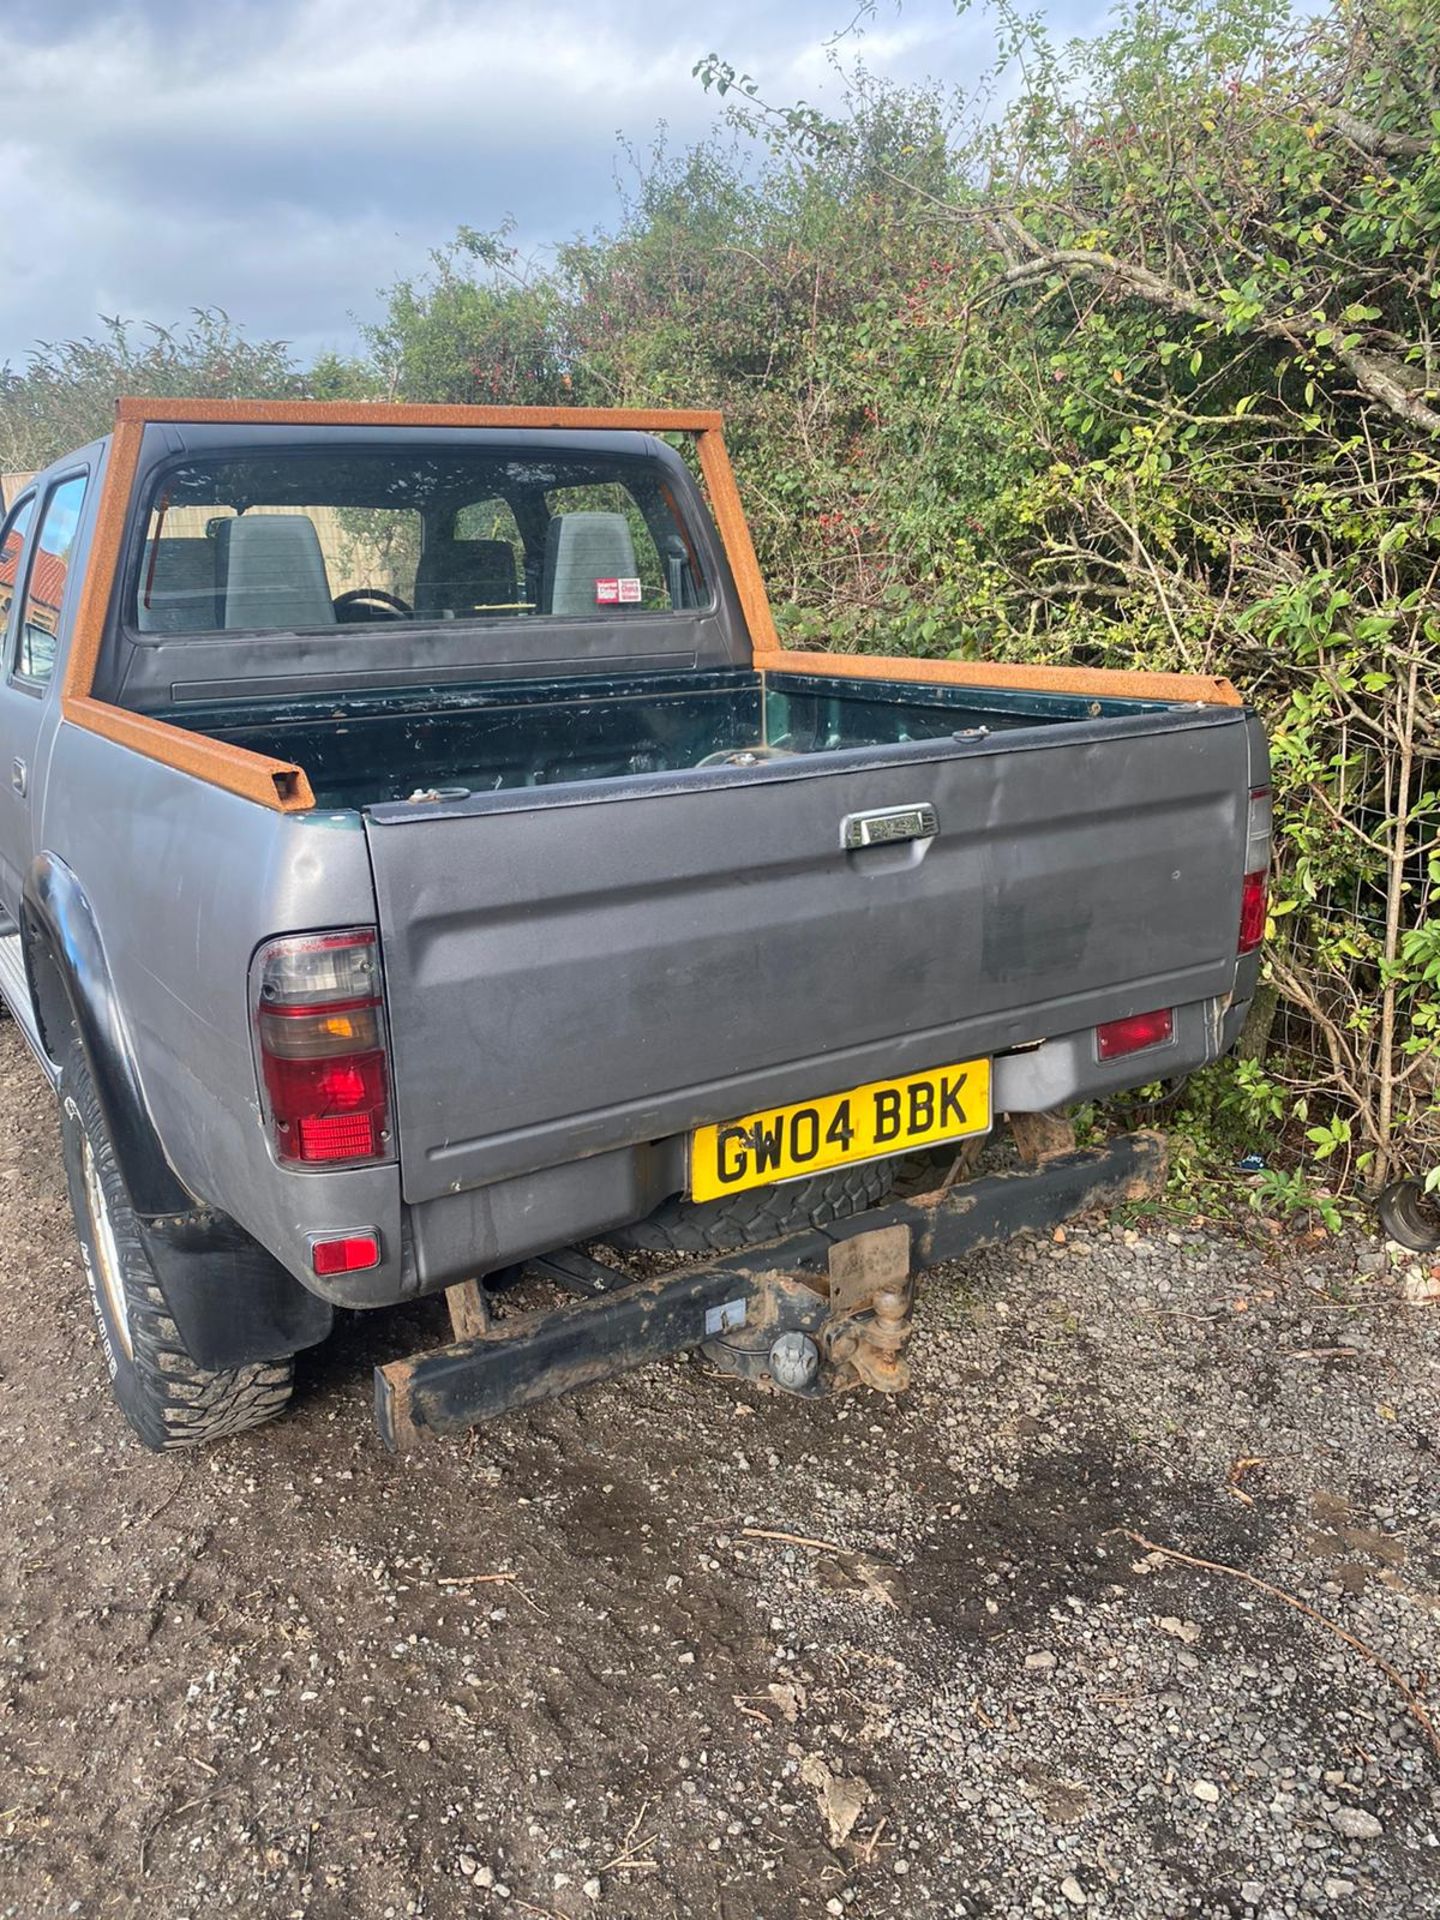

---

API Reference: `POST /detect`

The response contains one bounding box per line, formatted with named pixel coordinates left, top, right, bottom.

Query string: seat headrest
left=414, top=538, right=518, bottom=617
left=137, top=537, right=220, bottom=632
left=218, top=514, right=336, bottom=630
left=542, top=512, right=639, bottom=618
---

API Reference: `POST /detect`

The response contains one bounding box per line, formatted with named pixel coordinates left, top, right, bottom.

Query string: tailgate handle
left=840, top=803, right=937, bottom=852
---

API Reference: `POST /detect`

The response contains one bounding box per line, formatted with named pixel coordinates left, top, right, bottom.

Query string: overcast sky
left=0, top=0, right=1103, bottom=370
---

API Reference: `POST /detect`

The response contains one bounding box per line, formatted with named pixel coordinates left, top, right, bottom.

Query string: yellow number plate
left=689, top=1059, right=991, bottom=1203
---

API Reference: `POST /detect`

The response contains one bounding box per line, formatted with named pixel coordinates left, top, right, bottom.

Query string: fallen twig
left=133, top=1472, right=187, bottom=1531
left=1119, top=1529, right=1440, bottom=1763
left=437, top=1568, right=544, bottom=1614
left=859, top=1815, right=889, bottom=1863
left=599, top=1799, right=659, bottom=1875
left=741, top=1527, right=846, bottom=1554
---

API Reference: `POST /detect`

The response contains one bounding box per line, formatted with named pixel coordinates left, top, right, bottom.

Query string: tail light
left=1239, top=785, right=1272, bottom=955
left=252, top=928, right=392, bottom=1167
left=1097, top=1007, right=1175, bottom=1061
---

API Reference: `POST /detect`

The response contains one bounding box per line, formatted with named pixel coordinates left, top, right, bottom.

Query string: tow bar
left=374, top=1130, right=1167, bottom=1450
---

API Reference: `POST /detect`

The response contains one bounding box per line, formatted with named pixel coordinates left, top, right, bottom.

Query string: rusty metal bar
left=374, top=1130, right=1167, bottom=1448
left=375, top=1261, right=782, bottom=1448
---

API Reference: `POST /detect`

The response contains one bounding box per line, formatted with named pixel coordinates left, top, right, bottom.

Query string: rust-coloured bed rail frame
left=60, top=398, right=1240, bottom=813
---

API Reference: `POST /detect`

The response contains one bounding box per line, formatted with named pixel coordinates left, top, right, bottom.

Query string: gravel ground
left=0, top=1017, right=1437, bottom=1918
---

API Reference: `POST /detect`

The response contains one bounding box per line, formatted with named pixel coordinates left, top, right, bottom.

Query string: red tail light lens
left=1238, top=868, right=1268, bottom=954
left=1096, top=1007, right=1175, bottom=1061
left=252, top=928, right=392, bottom=1168
left=262, top=1051, right=389, bottom=1162
left=1239, top=784, right=1272, bottom=955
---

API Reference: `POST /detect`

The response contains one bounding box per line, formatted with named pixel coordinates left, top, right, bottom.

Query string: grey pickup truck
left=0, top=399, right=1269, bottom=1450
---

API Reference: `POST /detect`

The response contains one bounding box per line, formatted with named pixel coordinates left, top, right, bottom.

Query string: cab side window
left=0, top=495, right=37, bottom=648
left=15, top=474, right=87, bottom=685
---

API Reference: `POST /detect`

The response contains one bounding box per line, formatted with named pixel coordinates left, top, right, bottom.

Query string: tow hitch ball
left=830, top=1284, right=914, bottom=1394
left=701, top=1226, right=917, bottom=1399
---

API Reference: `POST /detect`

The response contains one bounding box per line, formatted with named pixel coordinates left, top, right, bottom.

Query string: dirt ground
left=0, top=1019, right=1437, bottom=1920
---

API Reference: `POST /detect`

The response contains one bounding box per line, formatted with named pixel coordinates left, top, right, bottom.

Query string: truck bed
left=153, top=662, right=1252, bottom=1207
left=159, top=667, right=1182, bottom=811
left=138, top=665, right=1255, bottom=1211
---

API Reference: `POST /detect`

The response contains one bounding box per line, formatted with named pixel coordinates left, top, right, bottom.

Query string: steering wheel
left=333, top=588, right=413, bottom=622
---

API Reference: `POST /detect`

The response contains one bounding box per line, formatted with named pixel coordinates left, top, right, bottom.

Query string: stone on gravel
left=1330, top=1807, right=1383, bottom=1840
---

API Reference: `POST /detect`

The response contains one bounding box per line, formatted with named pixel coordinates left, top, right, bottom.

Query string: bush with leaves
left=0, top=308, right=301, bottom=474
left=957, top=0, right=1440, bottom=1187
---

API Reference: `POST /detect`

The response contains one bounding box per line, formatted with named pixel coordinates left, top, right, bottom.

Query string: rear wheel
left=608, top=1160, right=896, bottom=1256
left=59, top=1038, right=293, bottom=1449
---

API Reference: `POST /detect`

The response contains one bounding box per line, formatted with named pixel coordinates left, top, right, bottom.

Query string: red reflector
left=311, top=1233, right=381, bottom=1277
left=1238, top=868, right=1267, bottom=954
left=1096, top=1007, right=1175, bottom=1061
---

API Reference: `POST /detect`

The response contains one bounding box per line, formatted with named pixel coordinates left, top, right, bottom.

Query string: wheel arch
left=24, top=853, right=332, bottom=1369
left=22, top=851, right=193, bottom=1216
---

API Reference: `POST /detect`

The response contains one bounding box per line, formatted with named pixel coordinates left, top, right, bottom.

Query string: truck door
left=0, top=472, right=88, bottom=918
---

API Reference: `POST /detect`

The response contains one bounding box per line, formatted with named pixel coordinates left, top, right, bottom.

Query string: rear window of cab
left=129, top=447, right=712, bottom=636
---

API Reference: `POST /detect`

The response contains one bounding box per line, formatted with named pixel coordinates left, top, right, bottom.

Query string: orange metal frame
left=61, top=396, right=1238, bottom=814
left=753, top=647, right=1241, bottom=709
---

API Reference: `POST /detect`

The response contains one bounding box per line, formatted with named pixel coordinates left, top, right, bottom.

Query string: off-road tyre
left=609, top=1160, right=896, bottom=1256
left=1376, top=1177, right=1440, bottom=1254
left=58, top=1037, right=293, bottom=1450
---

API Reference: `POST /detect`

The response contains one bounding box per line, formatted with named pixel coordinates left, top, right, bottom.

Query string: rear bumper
left=376, top=1129, right=1169, bottom=1446
left=382, top=993, right=1237, bottom=1305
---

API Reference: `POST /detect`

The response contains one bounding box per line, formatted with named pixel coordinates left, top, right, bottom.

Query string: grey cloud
left=0, top=0, right=1093, bottom=367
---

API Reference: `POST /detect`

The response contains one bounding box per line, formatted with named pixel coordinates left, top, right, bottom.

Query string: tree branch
left=996, top=248, right=1226, bottom=326
left=995, top=248, right=1440, bottom=435
left=1308, top=103, right=1430, bottom=162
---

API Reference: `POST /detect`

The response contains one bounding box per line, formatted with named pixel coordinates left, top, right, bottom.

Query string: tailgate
left=365, top=712, right=1250, bottom=1203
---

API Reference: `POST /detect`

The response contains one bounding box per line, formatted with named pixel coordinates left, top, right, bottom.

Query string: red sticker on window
left=595, top=577, right=642, bottom=605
